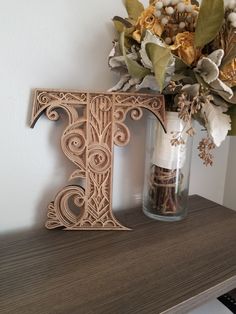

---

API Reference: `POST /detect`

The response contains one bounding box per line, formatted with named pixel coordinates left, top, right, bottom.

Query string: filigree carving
left=62, top=119, right=87, bottom=179
left=46, top=185, right=85, bottom=229
left=31, top=90, right=165, bottom=230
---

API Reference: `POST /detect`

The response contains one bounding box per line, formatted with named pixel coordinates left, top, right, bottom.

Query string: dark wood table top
left=1, top=195, right=236, bottom=314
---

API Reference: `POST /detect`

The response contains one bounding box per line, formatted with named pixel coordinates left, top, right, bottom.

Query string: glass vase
left=143, top=111, right=193, bottom=222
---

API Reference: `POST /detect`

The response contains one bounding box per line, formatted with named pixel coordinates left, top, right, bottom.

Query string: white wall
left=189, top=123, right=230, bottom=205
left=0, top=0, right=231, bottom=234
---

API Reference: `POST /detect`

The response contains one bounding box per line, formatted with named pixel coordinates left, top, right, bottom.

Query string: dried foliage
left=198, top=137, right=216, bottom=166
left=109, top=0, right=236, bottom=165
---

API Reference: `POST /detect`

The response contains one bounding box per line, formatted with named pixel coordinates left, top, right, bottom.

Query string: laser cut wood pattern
left=31, top=90, right=165, bottom=230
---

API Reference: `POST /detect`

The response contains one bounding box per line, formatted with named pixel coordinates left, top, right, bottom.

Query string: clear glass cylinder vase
left=143, top=111, right=193, bottom=222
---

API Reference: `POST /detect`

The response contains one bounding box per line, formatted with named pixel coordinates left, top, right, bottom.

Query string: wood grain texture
left=0, top=195, right=236, bottom=314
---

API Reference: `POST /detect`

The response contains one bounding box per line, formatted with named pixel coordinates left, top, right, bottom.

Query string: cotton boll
left=161, top=17, right=169, bottom=25
left=165, top=37, right=172, bottom=44
left=171, top=0, right=179, bottom=5
left=228, top=12, right=236, bottom=23
left=162, top=0, right=171, bottom=6
left=179, top=22, right=186, bottom=29
left=165, top=6, right=175, bottom=15
left=155, top=10, right=162, bottom=17
left=232, top=21, right=236, bottom=28
left=177, top=2, right=185, bottom=12
left=156, top=1, right=163, bottom=10
left=225, top=0, right=236, bottom=10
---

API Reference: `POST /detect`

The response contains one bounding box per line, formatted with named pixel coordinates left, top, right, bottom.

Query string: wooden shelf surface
left=1, top=195, right=236, bottom=314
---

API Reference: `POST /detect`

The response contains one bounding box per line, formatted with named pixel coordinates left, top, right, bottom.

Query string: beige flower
left=132, top=5, right=163, bottom=43
left=172, top=32, right=197, bottom=65
left=220, top=58, right=236, bottom=87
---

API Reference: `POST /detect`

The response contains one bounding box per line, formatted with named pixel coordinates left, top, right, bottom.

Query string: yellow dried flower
left=220, top=59, right=236, bottom=87
left=132, top=5, right=163, bottom=43
left=172, top=32, right=197, bottom=65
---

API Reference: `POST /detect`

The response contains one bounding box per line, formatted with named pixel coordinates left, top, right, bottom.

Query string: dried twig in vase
left=149, top=165, right=183, bottom=215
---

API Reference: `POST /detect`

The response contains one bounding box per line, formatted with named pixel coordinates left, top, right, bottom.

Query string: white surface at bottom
left=187, top=298, right=232, bottom=314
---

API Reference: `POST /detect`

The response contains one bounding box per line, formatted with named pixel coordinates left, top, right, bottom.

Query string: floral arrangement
left=108, top=0, right=236, bottom=165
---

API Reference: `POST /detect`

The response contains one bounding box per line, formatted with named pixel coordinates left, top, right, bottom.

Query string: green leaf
left=228, top=106, right=236, bottom=135
left=171, top=73, right=189, bottom=82
left=218, top=87, right=236, bottom=105
left=194, top=72, right=209, bottom=88
left=113, top=16, right=133, bottom=33
left=113, top=20, right=125, bottom=33
left=124, top=0, right=144, bottom=21
left=120, top=32, right=150, bottom=79
left=174, top=56, right=189, bottom=73
left=195, top=0, right=224, bottom=48
left=146, top=43, right=172, bottom=92
left=173, top=57, right=196, bottom=83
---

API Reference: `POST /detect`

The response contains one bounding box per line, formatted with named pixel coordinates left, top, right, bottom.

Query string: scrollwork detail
left=98, top=97, right=112, bottom=112
left=88, top=144, right=111, bottom=173
left=46, top=103, right=79, bottom=125
left=113, top=122, right=130, bottom=147
left=151, top=98, right=162, bottom=110
left=130, top=107, right=143, bottom=120
left=37, top=91, right=52, bottom=105
left=46, top=185, right=85, bottom=229
left=113, top=108, right=125, bottom=122
left=63, top=127, right=86, bottom=159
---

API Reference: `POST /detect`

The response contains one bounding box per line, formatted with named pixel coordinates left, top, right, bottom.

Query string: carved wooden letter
left=31, top=90, right=165, bottom=230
